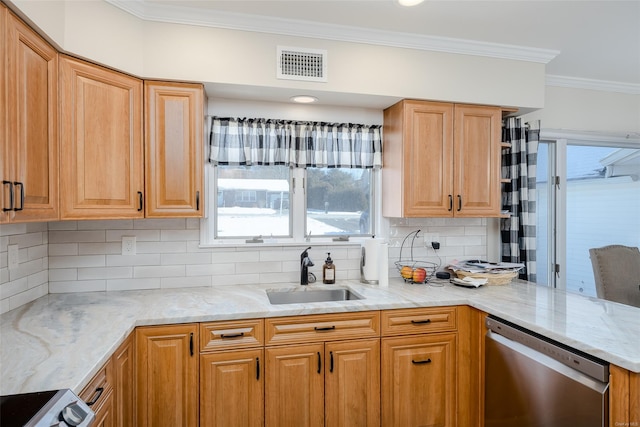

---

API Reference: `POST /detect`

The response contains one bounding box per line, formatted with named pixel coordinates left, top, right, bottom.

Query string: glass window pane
left=565, top=145, right=640, bottom=296
left=306, top=168, right=372, bottom=236
left=216, top=165, right=291, bottom=238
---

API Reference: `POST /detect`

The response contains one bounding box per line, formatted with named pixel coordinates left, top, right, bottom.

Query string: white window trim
left=199, top=164, right=381, bottom=248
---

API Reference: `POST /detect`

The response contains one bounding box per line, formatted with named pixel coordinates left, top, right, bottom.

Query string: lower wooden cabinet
left=80, top=332, right=134, bottom=427
left=136, top=324, right=199, bottom=427
left=381, top=333, right=457, bottom=427
left=265, top=339, right=380, bottom=427
left=325, top=339, right=380, bottom=427
left=200, top=348, right=264, bottom=427
left=265, top=343, right=325, bottom=427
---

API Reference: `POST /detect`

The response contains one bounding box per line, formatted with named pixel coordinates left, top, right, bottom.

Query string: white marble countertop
left=1, top=278, right=639, bottom=395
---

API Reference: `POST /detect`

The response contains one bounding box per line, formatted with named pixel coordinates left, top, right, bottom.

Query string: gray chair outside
left=589, top=245, right=640, bottom=307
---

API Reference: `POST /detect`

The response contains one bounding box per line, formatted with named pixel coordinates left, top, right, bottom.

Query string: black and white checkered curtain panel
left=501, top=118, right=539, bottom=281
left=209, top=117, right=382, bottom=169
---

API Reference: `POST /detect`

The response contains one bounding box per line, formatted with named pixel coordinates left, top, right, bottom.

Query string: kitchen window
left=202, top=117, right=382, bottom=244
left=536, top=135, right=640, bottom=296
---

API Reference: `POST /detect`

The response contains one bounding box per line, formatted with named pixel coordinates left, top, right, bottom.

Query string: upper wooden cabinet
left=59, top=55, right=144, bottom=219
left=144, top=81, right=204, bottom=218
left=1, top=9, right=58, bottom=223
left=59, top=58, right=205, bottom=220
left=382, top=100, right=501, bottom=218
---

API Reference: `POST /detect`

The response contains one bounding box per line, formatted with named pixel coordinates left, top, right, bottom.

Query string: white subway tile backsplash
left=106, top=254, right=161, bottom=267
left=161, top=276, right=210, bottom=289
left=78, top=267, right=133, bottom=280
left=49, top=255, right=105, bottom=269
left=50, top=280, right=106, bottom=293
left=134, top=265, right=185, bottom=278
left=49, top=230, right=105, bottom=244
left=49, top=243, right=79, bottom=256
left=106, top=229, right=160, bottom=242
left=2, top=216, right=489, bottom=309
left=107, top=278, right=159, bottom=291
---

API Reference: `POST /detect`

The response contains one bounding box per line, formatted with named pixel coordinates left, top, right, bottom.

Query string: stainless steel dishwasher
left=485, top=315, right=609, bottom=427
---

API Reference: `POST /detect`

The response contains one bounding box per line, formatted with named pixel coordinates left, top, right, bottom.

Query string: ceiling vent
left=277, top=46, right=328, bottom=83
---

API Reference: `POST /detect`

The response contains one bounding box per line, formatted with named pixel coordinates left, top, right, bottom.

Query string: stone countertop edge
left=1, top=278, right=639, bottom=395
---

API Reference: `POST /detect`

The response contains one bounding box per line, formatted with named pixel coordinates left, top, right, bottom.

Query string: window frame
left=200, top=163, right=380, bottom=246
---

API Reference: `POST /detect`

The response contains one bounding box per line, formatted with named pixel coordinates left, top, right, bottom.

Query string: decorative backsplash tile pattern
left=1, top=217, right=488, bottom=313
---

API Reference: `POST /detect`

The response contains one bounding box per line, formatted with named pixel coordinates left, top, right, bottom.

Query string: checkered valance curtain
left=501, top=118, right=540, bottom=281
left=209, top=117, right=382, bottom=169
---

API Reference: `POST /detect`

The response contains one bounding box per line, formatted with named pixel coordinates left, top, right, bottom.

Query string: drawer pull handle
left=330, top=351, right=334, bottom=373
left=14, top=182, right=24, bottom=211
left=412, top=358, right=432, bottom=365
left=411, top=319, right=431, bottom=325
left=196, top=191, right=200, bottom=211
left=86, top=387, right=104, bottom=406
left=3, top=181, right=14, bottom=212
left=189, top=332, right=194, bottom=357
left=457, top=195, right=462, bottom=212
left=221, top=332, right=245, bottom=339
left=448, top=195, right=453, bottom=211
left=137, top=191, right=143, bottom=211
left=314, top=326, right=336, bottom=331
left=256, top=357, right=260, bottom=380
left=317, top=351, right=322, bottom=374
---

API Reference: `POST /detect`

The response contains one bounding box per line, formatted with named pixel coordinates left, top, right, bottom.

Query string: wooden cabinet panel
left=112, top=333, right=135, bottom=427
left=200, top=319, right=264, bottom=352
left=454, top=104, right=501, bottom=217
left=200, top=348, right=264, bottom=427
left=381, top=334, right=457, bottom=427
left=325, top=339, right=380, bottom=427
left=382, top=99, right=501, bottom=218
left=2, top=10, right=58, bottom=223
left=136, top=324, right=198, bottom=427
left=59, top=55, right=143, bottom=219
left=265, top=343, right=325, bottom=427
left=381, top=306, right=458, bottom=336
left=145, top=81, right=203, bottom=217
left=80, top=357, right=114, bottom=427
left=265, top=311, right=379, bottom=346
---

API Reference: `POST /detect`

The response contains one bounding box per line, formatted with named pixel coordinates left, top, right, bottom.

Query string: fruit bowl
left=394, top=229, right=438, bottom=284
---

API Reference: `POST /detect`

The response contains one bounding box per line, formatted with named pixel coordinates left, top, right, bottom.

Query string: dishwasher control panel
left=486, top=316, right=609, bottom=383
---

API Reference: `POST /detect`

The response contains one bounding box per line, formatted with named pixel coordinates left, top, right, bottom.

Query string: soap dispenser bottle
left=323, top=252, right=336, bottom=284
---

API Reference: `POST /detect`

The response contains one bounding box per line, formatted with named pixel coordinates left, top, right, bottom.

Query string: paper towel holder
left=360, top=246, right=379, bottom=284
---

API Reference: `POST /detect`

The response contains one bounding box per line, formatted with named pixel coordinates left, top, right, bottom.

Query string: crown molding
left=546, top=75, right=640, bottom=95
left=105, top=0, right=558, bottom=64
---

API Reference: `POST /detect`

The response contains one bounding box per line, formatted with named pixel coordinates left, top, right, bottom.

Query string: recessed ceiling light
left=290, top=95, right=318, bottom=104
left=397, top=0, right=425, bottom=6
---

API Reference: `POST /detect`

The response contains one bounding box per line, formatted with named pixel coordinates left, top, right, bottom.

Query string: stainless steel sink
left=266, top=288, right=364, bottom=305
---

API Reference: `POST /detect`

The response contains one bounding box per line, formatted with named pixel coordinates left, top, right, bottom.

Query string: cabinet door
left=113, top=334, right=135, bottom=427
left=3, top=11, right=58, bottom=222
left=382, top=100, right=454, bottom=218
left=59, top=55, right=143, bottom=219
left=145, top=81, right=203, bottom=217
left=265, top=343, right=324, bottom=427
left=381, top=334, right=457, bottom=427
left=453, top=104, right=501, bottom=217
left=1, top=5, right=9, bottom=222
left=90, top=389, right=115, bottom=427
left=200, top=348, right=264, bottom=427
left=136, top=324, right=198, bottom=427
left=325, top=339, right=380, bottom=427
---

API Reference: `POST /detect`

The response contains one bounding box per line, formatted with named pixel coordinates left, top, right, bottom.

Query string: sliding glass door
left=536, top=139, right=640, bottom=297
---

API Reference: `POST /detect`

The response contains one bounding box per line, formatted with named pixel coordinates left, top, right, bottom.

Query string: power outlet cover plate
left=121, top=236, right=136, bottom=256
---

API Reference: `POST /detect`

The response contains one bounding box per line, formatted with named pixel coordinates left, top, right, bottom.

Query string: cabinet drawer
left=80, top=359, right=113, bottom=411
left=200, top=319, right=264, bottom=352
left=381, top=307, right=457, bottom=336
left=265, top=311, right=379, bottom=346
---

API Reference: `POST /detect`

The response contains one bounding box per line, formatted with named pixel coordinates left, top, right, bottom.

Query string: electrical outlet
left=423, top=233, right=440, bottom=247
left=121, top=236, right=136, bottom=256
left=8, top=244, right=19, bottom=270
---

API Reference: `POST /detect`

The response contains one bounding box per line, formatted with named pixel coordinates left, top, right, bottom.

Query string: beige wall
left=523, top=86, right=640, bottom=134
left=7, top=0, right=545, bottom=109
